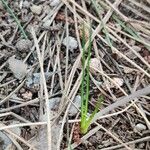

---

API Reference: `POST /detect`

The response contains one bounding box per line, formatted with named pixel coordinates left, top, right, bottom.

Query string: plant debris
left=15, top=39, right=32, bottom=52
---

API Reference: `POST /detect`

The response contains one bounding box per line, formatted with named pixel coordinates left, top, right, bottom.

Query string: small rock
left=135, top=123, right=146, bottom=131
left=22, top=91, right=33, bottom=100
left=68, top=95, right=81, bottom=116
left=27, top=24, right=39, bottom=34
left=16, top=39, right=32, bottom=52
left=90, top=58, right=101, bottom=74
left=43, top=19, right=51, bottom=29
left=139, top=143, right=145, bottom=149
left=23, top=1, right=30, bottom=8
left=103, top=77, right=124, bottom=89
left=43, top=5, right=51, bottom=14
left=49, top=97, right=60, bottom=110
left=62, top=36, right=78, bottom=51
left=30, top=5, right=42, bottom=15
left=50, top=0, right=61, bottom=7
left=19, top=88, right=26, bottom=94
left=123, top=66, right=135, bottom=74
left=8, top=56, right=28, bottom=80
left=26, top=72, right=52, bottom=88
left=113, top=77, right=124, bottom=87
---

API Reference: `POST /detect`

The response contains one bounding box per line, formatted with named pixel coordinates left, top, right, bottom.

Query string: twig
left=0, top=122, right=46, bottom=131
left=0, top=123, right=36, bottom=149
left=31, top=28, right=52, bottom=150
left=101, top=136, right=150, bottom=150
left=0, top=79, right=25, bottom=105
left=93, top=85, right=150, bottom=123
left=0, top=98, right=39, bottom=113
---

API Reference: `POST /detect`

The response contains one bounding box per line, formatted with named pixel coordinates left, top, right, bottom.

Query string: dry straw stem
left=67, top=99, right=139, bottom=124
left=5, top=133, right=23, bottom=150
left=0, top=112, right=32, bottom=124
left=31, top=28, right=51, bottom=150
left=134, top=103, right=150, bottom=130
left=96, top=34, right=150, bottom=77
left=63, top=0, right=150, bottom=78
left=93, top=85, right=150, bottom=123
left=121, top=3, right=149, bottom=21
left=65, top=125, right=101, bottom=150
left=99, top=124, right=132, bottom=150
left=106, top=27, right=150, bottom=69
left=64, top=7, right=69, bottom=85
left=67, top=121, right=132, bottom=150
left=58, top=0, right=124, bottom=148
left=69, top=72, right=149, bottom=148
left=0, top=123, right=36, bottom=149
left=129, top=0, right=150, bottom=14
left=0, top=122, right=46, bottom=131
left=108, top=25, right=150, bottom=47
left=24, top=31, right=46, bottom=63
left=0, top=98, right=39, bottom=113
left=64, top=4, right=150, bottom=128
left=56, top=34, right=64, bottom=91
left=0, top=79, right=25, bottom=105
left=101, top=136, right=150, bottom=150
left=58, top=0, right=122, bottom=106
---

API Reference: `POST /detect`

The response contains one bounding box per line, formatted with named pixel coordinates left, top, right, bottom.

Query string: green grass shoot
left=1, top=0, right=28, bottom=39
left=80, top=24, right=104, bottom=134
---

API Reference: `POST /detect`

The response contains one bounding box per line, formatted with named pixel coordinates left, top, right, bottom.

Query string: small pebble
left=103, top=77, right=124, bottom=89
left=30, top=5, right=42, bottom=15
left=49, top=97, right=60, bottom=110
left=43, top=19, right=52, bottom=29
left=139, top=143, right=145, bottom=149
left=22, top=91, right=33, bottom=100
left=90, top=58, right=101, bottom=74
left=135, top=123, right=146, bottom=131
left=68, top=95, right=81, bottom=116
left=113, top=77, right=124, bottom=87
left=50, top=0, right=61, bottom=7
left=43, top=5, right=51, bottom=14
left=19, top=88, right=26, bottom=94
left=63, top=36, right=78, bottom=51
left=26, top=72, right=52, bottom=88
left=16, top=39, right=32, bottom=52
left=23, top=0, right=30, bottom=8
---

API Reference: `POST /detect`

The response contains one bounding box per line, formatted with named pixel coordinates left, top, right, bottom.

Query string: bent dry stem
left=80, top=25, right=104, bottom=134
